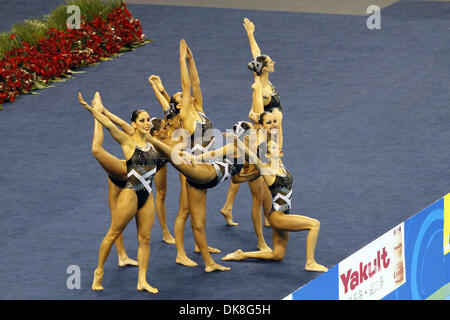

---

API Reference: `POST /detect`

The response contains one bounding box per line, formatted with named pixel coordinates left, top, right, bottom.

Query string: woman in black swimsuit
left=79, top=92, right=166, bottom=293
left=222, top=112, right=327, bottom=273
left=148, top=41, right=221, bottom=268
left=145, top=118, right=255, bottom=273
left=220, top=17, right=283, bottom=226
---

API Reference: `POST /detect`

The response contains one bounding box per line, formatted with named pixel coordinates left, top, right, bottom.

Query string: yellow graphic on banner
left=444, top=193, right=450, bottom=255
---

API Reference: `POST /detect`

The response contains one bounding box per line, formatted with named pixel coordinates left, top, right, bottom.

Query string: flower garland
left=0, top=3, right=147, bottom=109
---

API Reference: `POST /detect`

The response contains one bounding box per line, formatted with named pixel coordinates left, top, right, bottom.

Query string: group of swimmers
left=78, top=18, right=327, bottom=294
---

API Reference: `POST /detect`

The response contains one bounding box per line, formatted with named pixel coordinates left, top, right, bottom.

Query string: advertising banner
left=286, top=193, right=449, bottom=300
left=338, top=223, right=406, bottom=300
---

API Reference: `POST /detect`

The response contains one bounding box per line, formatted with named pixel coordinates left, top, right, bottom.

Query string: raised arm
left=249, top=76, right=264, bottom=123
left=185, top=43, right=203, bottom=113
left=92, top=92, right=135, bottom=136
left=79, top=93, right=134, bottom=158
left=179, top=39, right=196, bottom=129
left=243, top=18, right=261, bottom=58
left=148, top=75, right=171, bottom=112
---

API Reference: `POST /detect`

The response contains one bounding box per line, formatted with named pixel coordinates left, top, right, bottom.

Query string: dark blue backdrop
left=0, top=1, right=449, bottom=300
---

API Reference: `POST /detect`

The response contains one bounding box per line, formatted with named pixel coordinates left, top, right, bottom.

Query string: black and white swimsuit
left=187, top=111, right=215, bottom=156
left=124, top=143, right=167, bottom=209
left=186, top=156, right=244, bottom=190
left=264, top=82, right=282, bottom=112
left=268, top=163, right=293, bottom=214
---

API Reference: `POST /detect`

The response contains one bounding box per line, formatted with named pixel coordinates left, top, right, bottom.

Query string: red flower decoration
left=0, top=4, right=146, bottom=106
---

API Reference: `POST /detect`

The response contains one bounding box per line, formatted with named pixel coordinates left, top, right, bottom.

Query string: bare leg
left=223, top=212, right=327, bottom=272
left=174, top=174, right=197, bottom=267
left=92, top=118, right=136, bottom=267
left=91, top=118, right=127, bottom=180
left=153, top=165, right=175, bottom=244
left=248, top=177, right=271, bottom=251
left=186, top=184, right=230, bottom=272
left=269, top=211, right=327, bottom=272
left=92, top=189, right=138, bottom=290
left=107, top=179, right=138, bottom=267
left=222, top=227, right=288, bottom=261
left=135, top=194, right=158, bottom=293
left=220, top=181, right=240, bottom=226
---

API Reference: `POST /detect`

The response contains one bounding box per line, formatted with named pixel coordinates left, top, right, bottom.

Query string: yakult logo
left=338, top=223, right=405, bottom=300
left=340, top=247, right=390, bottom=294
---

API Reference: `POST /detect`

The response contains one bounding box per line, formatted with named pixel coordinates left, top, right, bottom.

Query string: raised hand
left=243, top=17, right=255, bottom=34
left=179, top=39, right=187, bottom=58
left=148, top=75, right=164, bottom=91
left=78, top=92, right=92, bottom=111
left=92, top=91, right=104, bottom=112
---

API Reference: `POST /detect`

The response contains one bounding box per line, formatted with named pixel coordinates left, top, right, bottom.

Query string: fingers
left=78, top=92, right=93, bottom=112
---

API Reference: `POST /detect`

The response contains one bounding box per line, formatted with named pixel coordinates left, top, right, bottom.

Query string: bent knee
left=106, top=229, right=122, bottom=242
left=137, top=234, right=150, bottom=245
left=191, top=220, right=206, bottom=232
left=272, top=250, right=285, bottom=261
left=156, top=189, right=167, bottom=201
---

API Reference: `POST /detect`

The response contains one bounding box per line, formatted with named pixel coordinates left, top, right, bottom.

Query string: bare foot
left=91, top=269, right=104, bottom=291
left=222, top=249, right=245, bottom=261
left=220, top=210, right=239, bottom=226
left=176, top=255, right=198, bottom=267
left=205, top=262, right=231, bottom=272
left=195, top=245, right=221, bottom=253
left=118, top=256, right=138, bottom=267
left=137, top=281, right=159, bottom=293
left=305, top=262, right=328, bottom=272
left=162, top=233, right=176, bottom=244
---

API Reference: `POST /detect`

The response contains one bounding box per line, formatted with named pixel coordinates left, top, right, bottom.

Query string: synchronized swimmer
left=78, top=18, right=327, bottom=294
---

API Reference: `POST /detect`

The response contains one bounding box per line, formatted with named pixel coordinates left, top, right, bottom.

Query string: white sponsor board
left=338, top=223, right=406, bottom=300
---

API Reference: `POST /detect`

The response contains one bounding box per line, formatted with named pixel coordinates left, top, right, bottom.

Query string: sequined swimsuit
left=264, top=82, right=282, bottom=112
left=186, top=156, right=244, bottom=190
left=187, top=111, right=215, bottom=156
left=268, top=164, right=293, bottom=214
left=122, top=143, right=167, bottom=209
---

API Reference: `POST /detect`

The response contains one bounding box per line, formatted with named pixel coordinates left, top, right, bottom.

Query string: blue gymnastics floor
left=0, top=1, right=449, bottom=300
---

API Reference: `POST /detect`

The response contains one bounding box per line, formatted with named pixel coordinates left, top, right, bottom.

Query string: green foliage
left=0, top=0, right=124, bottom=59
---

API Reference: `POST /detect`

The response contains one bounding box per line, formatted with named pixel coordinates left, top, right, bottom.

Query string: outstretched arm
left=192, top=142, right=238, bottom=163
left=148, top=75, right=171, bottom=112
left=92, top=92, right=135, bottom=136
left=231, top=164, right=260, bottom=184
left=243, top=17, right=261, bottom=58
left=79, top=93, right=134, bottom=158
left=224, top=133, right=276, bottom=186
left=185, top=43, right=203, bottom=113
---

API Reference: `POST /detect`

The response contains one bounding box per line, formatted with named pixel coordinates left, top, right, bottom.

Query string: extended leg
left=220, top=181, right=240, bottom=226
left=135, top=193, right=158, bottom=293
left=153, top=165, right=175, bottom=244
left=92, top=189, right=138, bottom=290
left=248, top=177, right=271, bottom=251
left=186, top=184, right=230, bottom=272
